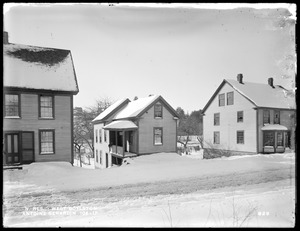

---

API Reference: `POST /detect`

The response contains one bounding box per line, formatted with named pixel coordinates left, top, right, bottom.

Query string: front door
left=5, top=133, right=21, bottom=164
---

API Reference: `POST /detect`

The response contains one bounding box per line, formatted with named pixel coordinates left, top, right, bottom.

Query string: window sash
left=40, top=96, right=54, bottom=118
left=154, top=104, right=162, bottom=118
left=219, top=94, right=225, bottom=106
left=214, top=113, right=220, bottom=125
left=263, top=110, right=270, bottom=124
left=274, top=111, right=280, bottom=124
left=227, top=92, right=234, bottom=105
left=5, top=94, right=19, bottom=117
left=237, top=111, right=243, bottom=122
left=237, top=131, right=244, bottom=144
left=213, top=132, right=220, bottom=144
left=263, top=131, right=274, bottom=146
left=277, top=132, right=283, bottom=146
left=40, top=131, right=54, bottom=154
left=154, top=128, right=163, bottom=145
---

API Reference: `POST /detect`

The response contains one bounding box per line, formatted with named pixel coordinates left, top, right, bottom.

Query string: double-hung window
left=154, top=103, right=162, bottom=118
left=263, top=110, right=270, bottom=124
left=154, top=128, right=163, bottom=145
left=237, top=131, right=244, bottom=144
left=213, top=131, right=220, bottom=144
left=227, top=92, right=234, bottom=105
left=40, top=130, right=55, bottom=154
left=5, top=94, right=20, bottom=117
left=39, top=95, right=54, bottom=118
left=274, top=110, right=280, bottom=124
left=237, top=111, right=243, bottom=123
left=214, top=113, right=220, bottom=126
left=219, top=94, right=225, bottom=106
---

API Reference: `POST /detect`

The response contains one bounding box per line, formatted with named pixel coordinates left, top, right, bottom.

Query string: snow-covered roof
left=93, top=95, right=178, bottom=123
left=103, top=120, right=138, bottom=130
left=202, top=78, right=296, bottom=113
left=226, top=79, right=296, bottom=109
left=92, top=98, right=130, bottom=123
left=3, top=43, right=79, bottom=93
left=113, top=95, right=160, bottom=120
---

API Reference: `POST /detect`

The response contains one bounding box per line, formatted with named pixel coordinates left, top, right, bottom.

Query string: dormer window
left=154, top=103, right=162, bottom=118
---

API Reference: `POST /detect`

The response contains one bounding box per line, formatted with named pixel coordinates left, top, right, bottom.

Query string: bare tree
left=73, top=97, right=114, bottom=158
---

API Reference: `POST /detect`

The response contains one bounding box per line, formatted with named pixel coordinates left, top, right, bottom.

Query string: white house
left=202, top=74, right=296, bottom=155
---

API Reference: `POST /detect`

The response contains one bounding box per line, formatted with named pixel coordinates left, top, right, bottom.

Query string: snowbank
left=3, top=152, right=295, bottom=193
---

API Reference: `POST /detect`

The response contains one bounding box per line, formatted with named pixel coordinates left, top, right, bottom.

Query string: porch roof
left=103, top=120, right=138, bottom=130
left=261, top=124, right=288, bottom=131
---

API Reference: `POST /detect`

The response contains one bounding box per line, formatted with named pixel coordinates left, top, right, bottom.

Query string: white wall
left=94, top=123, right=111, bottom=169
left=203, top=82, right=257, bottom=153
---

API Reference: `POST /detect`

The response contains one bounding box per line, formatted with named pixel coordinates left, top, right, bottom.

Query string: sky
left=3, top=3, right=296, bottom=113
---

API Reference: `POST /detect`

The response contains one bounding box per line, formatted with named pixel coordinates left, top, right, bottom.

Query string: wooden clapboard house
left=3, top=31, right=79, bottom=166
left=92, top=95, right=179, bottom=168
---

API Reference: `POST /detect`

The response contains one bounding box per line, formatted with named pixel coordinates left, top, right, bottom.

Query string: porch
left=262, top=124, right=290, bottom=153
left=103, top=120, right=138, bottom=166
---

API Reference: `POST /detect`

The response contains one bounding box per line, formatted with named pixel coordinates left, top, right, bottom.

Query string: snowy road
left=3, top=152, right=295, bottom=227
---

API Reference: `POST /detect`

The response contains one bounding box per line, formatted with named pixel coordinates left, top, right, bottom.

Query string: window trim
left=4, top=93, right=21, bottom=118
left=38, top=95, right=55, bottom=119
left=237, top=111, right=244, bottom=123
left=214, top=113, right=220, bottom=126
left=154, top=103, right=163, bottom=119
left=227, top=91, right=234, bottom=105
left=39, top=129, right=55, bottom=155
left=96, top=150, right=98, bottom=163
left=237, top=130, right=244, bottom=144
left=218, top=93, right=225, bottom=107
left=153, top=127, right=163, bottom=146
left=213, top=131, right=220, bottom=144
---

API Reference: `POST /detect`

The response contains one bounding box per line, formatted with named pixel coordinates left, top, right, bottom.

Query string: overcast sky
left=3, top=3, right=296, bottom=113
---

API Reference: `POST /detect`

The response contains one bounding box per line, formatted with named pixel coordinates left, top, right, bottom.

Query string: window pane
left=263, top=110, right=270, bottom=124
left=237, top=111, right=243, bottom=122
left=41, top=131, right=54, bottom=153
left=154, top=104, right=162, bottom=117
left=219, top=94, right=225, bottom=106
left=14, top=135, right=18, bottom=152
left=40, top=96, right=53, bottom=118
left=154, top=128, right=162, bottom=144
left=237, top=131, right=244, bottom=144
left=277, top=132, right=283, bottom=146
left=7, top=135, right=12, bottom=153
left=5, top=94, right=19, bottom=116
left=227, top=92, right=234, bottom=105
left=264, top=132, right=274, bottom=146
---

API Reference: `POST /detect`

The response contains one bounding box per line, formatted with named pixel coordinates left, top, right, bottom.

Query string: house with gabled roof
left=202, top=74, right=296, bottom=155
left=3, top=31, right=79, bottom=165
left=92, top=95, right=179, bottom=168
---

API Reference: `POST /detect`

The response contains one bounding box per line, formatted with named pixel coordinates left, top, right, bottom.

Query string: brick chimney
left=268, top=77, right=274, bottom=88
left=3, top=31, right=9, bottom=44
left=237, top=73, right=243, bottom=84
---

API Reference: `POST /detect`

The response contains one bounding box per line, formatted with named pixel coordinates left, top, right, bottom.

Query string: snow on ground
left=3, top=179, right=295, bottom=227
left=3, top=152, right=295, bottom=193
left=3, top=152, right=295, bottom=227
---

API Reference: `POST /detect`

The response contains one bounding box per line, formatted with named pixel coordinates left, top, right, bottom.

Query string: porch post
left=122, top=130, right=125, bottom=157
